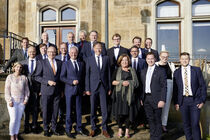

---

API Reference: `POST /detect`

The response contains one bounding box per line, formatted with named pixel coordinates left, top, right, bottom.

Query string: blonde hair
left=12, top=62, right=23, bottom=73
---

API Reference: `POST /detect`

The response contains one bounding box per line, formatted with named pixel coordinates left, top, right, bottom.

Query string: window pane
left=157, top=1, right=179, bottom=17
left=61, top=29, right=74, bottom=42
left=42, top=9, right=56, bottom=21
left=193, top=22, right=210, bottom=59
left=45, top=29, right=56, bottom=44
left=157, top=23, right=180, bottom=61
left=61, top=8, right=76, bottom=21
left=192, top=0, right=210, bottom=16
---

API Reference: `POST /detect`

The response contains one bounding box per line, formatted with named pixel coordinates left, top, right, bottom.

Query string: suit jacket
left=36, top=54, right=47, bottom=61
left=3, top=49, right=26, bottom=72
left=55, top=54, right=70, bottom=62
left=60, top=60, right=85, bottom=96
left=107, top=46, right=130, bottom=73
left=85, top=55, right=111, bottom=92
left=20, top=59, right=40, bottom=93
left=142, top=48, right=159, bottom=61
left=173, top=66, right=207, bottom=106
left=35, top=59, right=62, bottom=96
left=141, top=65, right=167, bottom=105
left=66, top=42, right=81, bottom=52
left=36, top=42, right=57, bottom=55
left=81, top=41, right=107, bottom=60
left=77, top=40, right=89, bottom=49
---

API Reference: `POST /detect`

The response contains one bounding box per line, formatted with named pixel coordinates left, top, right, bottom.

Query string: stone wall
left=0, top=0, right=7, bottom=32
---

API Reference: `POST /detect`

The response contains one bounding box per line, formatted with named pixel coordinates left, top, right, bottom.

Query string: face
left=22, top=39, right=29, bottom=49
left=89, top=32, right=98, bottom=42
left=160, top=52, right=169, bottom=63
left=28, top=47, right=36, bottom=59
left=42, top=32, right=49, bottom=42
left=67, top=33, right=75, bottom=43
left=40, top=46, right=47, bottom=55
left=121, top=56, right=129, bottom=68
left=60, top=44, right=67, bottom=55
left=133, top=39, right=141, bottom=48
left=79, top=32, right=86, bottom=41
left=146, top=54, right=155, bottom=67
left=14, top=64, right=22, bottom=74
left=130, top=48, right=139, bottom=58
left=145, top=39, right=152, bottom=49
left=93, top=44, right=102, bottom=56
left=113, top=36, right=121, bottom=46
left=180, top=55, right=190, bottom=67
left=69, top=48, right=78, bottom=60
left=47, top=47, right=56, bottom=60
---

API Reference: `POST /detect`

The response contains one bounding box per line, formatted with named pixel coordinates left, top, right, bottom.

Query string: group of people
left=2, top=30, right=207, bottom=140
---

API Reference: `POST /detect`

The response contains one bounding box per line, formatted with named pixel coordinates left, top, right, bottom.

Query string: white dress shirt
left=114, top=45, right=120, bottom=60
left=181, top=65, right=193, bottom=96
left=70, top=59, right=79, bottom=71
left=145, top=65, right=155, bottom=93
left=28, top=58, right=36, bottom=73
left=131, top=57, right=138, bottom=70
left=48, top=58, right=57, bottom=73
left=138, top=48, right=142, bottom=58
left=95, top=54, right=102, bottom=70
left=42, top=54, right=47, bottom=59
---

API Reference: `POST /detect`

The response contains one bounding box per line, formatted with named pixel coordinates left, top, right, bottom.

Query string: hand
left=23, top=101, right=27, bottom=105
left=108, top=90, right=112, bottom=95
left=175, top=104, right=179, bottom=111
left=83, top=91, right=86, bottom=96
left=86, top=91, right=91, bottom=95
left=140, top=100, right=143, bottom=106
left=73, top=80, right=79, bottom=85
left=48, top=80, right=56, bottom=86
left=112, top=80, right=120, bottom=86
left=158, top=101, right=165, bottom=108
left=61, top=92, right=64, bottom=98
left=197, top=103, right=204, bottom=109
left=122, top=81, right=129, bottom=87
left=9, top=102, right=13, bottom=107
left=0, top=70, right=4, bottom=73
left=39, top=92, right=42, bottom=96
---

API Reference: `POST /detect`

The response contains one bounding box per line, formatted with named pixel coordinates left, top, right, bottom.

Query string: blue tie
left=63, top=56, right=66, bottom=62
left=133, top=59, right=137, bottom=71
left=31, top=60, right=34, bottom=74
left=74, top=61, right=78, bottom=74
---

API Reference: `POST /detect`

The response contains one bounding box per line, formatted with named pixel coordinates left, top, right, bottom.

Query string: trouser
left=161, top=79, right=173, bottom=126
left=7, top=101, right=25, bottom=136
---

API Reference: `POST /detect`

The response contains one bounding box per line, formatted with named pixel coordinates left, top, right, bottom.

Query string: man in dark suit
left=85, top=42, right=111, bottom=138
left=20, top=46, right=40, bottom=134
left=130, top=45, right=147, bottom=129
left=77, top=30, right=88, bottom=49
left=80, top=30, right=107, bottom=61
left=55, top=42, right=70, bottom=61
left=36, top=32, right=57, bottom=55
left=173, top=52, right=207, bottom=140
left=60, top=46, right=85, bottom=138
left=1, top=37, right=29, bottom=73
left=66, top=32, right=80, bottom=53
left=141, top=52, right=167, bottom=140
left=35, top=46, right=62, bottom=137
left=132, top=36, right=145, bottom=59
left=142, top=38, right=159, bottom=61
left=36, top=44, right=47, bottom=61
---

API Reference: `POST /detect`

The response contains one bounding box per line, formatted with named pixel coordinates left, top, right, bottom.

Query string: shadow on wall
left=80, top=21, right=89, bottom=39
left=0, top=43, right=3, bottom=64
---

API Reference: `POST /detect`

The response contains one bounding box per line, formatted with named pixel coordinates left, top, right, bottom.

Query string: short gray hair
left=69, top=46, right=78, bottom=52
left=79, top=30, right=87, bottom=36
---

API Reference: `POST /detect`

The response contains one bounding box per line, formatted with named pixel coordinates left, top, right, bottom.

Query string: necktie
left=114, top=46, right=120, bottom=49
left=31, top=60, right=34, bottom=74
left=74, top=61, right=78, bottom=74
left=80, top=41, right=84, bottom=48
left=44, top=54, right=46, bottom=59
left=91, top=43, right=94, bottom=55
left=133, top=59, right=137, bottom=71
left=97, top=56, right=100, bottom=71
left=63, top=56, right=66, bottom=62
left=24, top=50, right=27, bottom=59
left=184, top=67, right=189, bottom=96
left=51, top=60, right=56, bottom=75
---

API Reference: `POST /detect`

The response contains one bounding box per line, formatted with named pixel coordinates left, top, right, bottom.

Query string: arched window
left=157, top=1, right=179, bottom=18
left=42, top=9, right=56, bottom=21
left=192, top=0, right=210, bottom=16
left=61, top=8, right=76, bottom=21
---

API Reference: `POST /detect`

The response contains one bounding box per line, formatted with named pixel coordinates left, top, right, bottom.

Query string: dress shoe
left=24, top=126, right=30, bottom=134
left=89, top=130, right=95, bottom=137
left=44, top=130, right=50, bottom=137
left=52, top=130, right=60, bottom=136
left=77, top=130, right=86, bottom=136
left=66, top=132, right=75, bottom=139
left=102, top=130, right=110, bottom=138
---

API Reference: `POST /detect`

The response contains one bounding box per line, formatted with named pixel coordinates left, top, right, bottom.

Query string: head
left=145, top=38, right=153, bottom=49
left=21, top=37, right=29, bottom=50
left=47, top=46, right=56, bottom=60
left=39, top=44, right=47, bottom=55
left=28, top=46, right=36, bottom=59
left=79, top=30, right=87, bottom=41
left=180, top=52, right=190, bottom=67
left=132, top=36, right=142, bottom=48
left=112, top=33, right=121, bottom=46
left=93, top=42, right=102, bottom=56
left=89, top=30, right=98, bottom=42
left=42, top=32, right=49, bottom=43
left=12, top=62, right=23, bottom=75
left=130, top=45, right=139, bottom=58
left=159, top=51, right=169, bottom=64
left=117, top=54, right=131, bottom=68
left=67, top=32, right=75, bottom=43
left=69, top=46, right=78, bottom=60
left=59, top=42, right=67, bottom=55
left=146, top=52, right=156, bottom=67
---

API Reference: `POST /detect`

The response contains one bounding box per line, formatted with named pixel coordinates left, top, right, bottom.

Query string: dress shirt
left=145, top=65, right=155, bottom=93
left=48, top=58, right=57, bottom=73
left=42, top=54, right=47, bottom=59
left=114, top=45, right=120, bottom=60
left=28, top=58, right=36, bottom=73
left=68, top=43, right=74, bottom=51
left=70, top=59, right=79, bottom=71
left=181, top=65, right=193, bottom=96
left=23, top=48, right=28, bottom=58
left=61, top=54, right=68, bottom=62
left=138, top=48, right=142, bottom=58
left=131, top=57, right=138, bottom=70
left=95, top=54, right=102, bottom=70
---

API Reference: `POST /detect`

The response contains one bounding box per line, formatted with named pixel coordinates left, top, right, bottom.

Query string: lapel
left=69, top=60, right=79, bottom=75
left=101, top=55, right=105, bottom=71
left=91, top=56, right=100, bottom=72
left=178, top=67, right=183, bottom=90
left=190, top=66, right=195, bottom=90
left=151, top=65, right=157, bottom=85
left=143, top=67, right=148, bottom=86
left=46, top=59, right=54, bottom=76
